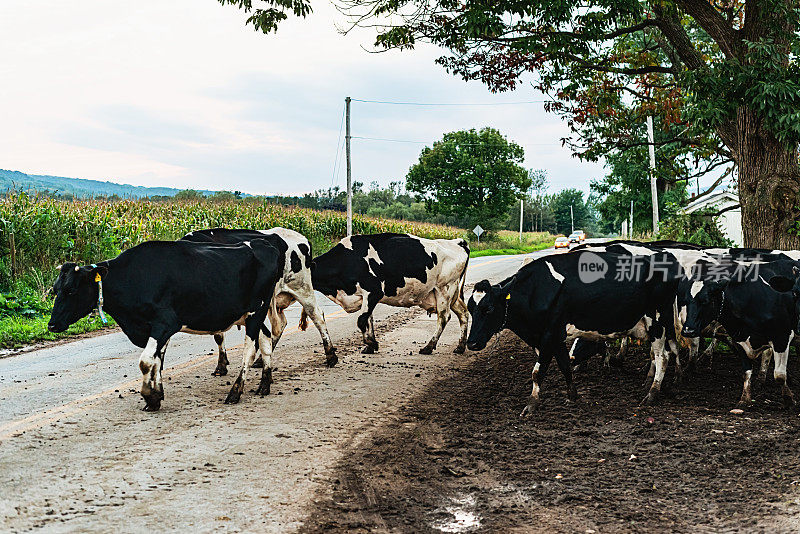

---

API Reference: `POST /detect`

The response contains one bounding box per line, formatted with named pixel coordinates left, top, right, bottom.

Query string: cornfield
left=0, top=193, right=464, bottom=290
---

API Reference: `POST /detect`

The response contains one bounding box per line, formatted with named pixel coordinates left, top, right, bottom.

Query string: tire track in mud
left=301, top=332, right=800, bottom=533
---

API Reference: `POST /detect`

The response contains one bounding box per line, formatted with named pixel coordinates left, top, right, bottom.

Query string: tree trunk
left=737, top=107, right=800, bottom=249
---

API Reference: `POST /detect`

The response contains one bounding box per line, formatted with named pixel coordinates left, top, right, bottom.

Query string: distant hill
left=0, top=169, right=216, bottom=198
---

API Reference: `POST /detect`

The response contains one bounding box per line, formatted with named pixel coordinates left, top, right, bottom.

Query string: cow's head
left=466, top=280, right=509, bottom=351
left=681, top=279, right=726, bottom=337
left=48, top=263, right=107, bottom=333
left=767, top=266, right=800, bottom=333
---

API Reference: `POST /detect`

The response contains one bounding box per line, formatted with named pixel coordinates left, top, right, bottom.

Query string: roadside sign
left=473, top=225, right=484, bottom=243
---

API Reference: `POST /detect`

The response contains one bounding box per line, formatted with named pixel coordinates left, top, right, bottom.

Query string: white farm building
left=683, top=190, right=742, bottom=246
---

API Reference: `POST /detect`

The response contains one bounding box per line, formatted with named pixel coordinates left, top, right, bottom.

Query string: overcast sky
left=0, top=1, right=608, bottom=196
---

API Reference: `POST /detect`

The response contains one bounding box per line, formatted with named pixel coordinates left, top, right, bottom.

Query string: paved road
left=0, top=242, right=589, bottom=533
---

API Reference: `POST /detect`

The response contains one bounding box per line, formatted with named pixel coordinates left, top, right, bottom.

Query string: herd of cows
left=45, top=229, right=800, bottom=417
left=468, top=239, right=800, bottom=416
left=47, top=230, right=470, bottom=411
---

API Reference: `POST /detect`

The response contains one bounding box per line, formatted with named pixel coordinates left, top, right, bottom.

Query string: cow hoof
left=736, top=400, right=752, bottom=409
left=251, top=358, right=264, bottom=369
left=325, top=354, right=339, bottom=368
left=419, top=346, right=434, bottom=355
left=783, top=396, right=796, bottom=410
left=212, top=366, right=228, bottom=377
left=361, top=345, right=375, bottom=354
left=520, top=401, right=539, bottom=418
left=224, top=391, right=242, bottom=404
left=642, top=375, right=654, bottom=390
left=255, top=384, right=271, bottom=396
left=142, top=401, right=161, bottom=412
left=568, top=385, right=578, bottom=402
left=453, top=344, right=466, bottom=355
left=640, top=390, right=659, bottom=406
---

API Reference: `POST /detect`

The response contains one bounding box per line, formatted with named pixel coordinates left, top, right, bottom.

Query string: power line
left=351, top=135, right=426, bottom=144
left=351, top=135, right=559, bottom=146
left=350, top=98, right=546, bottom=106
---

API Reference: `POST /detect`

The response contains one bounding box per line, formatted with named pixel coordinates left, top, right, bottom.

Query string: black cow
left=682, top=259, right=799, bottom=407
left=467, top=250, right=681, bottom=415
left=304, top=233, right=470, bottom=354
left=48, top=240, right=282, bottom=410
left=181, top=227, right=336, bottom=375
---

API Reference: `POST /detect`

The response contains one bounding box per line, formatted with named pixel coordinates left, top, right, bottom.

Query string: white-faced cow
left=467, top=250, right=681, bottom=416
left=303, top=233, right=470, bottom=354
left=181, top=228, right=337, bottom=375
left=48, top=240, right=283, bottom=410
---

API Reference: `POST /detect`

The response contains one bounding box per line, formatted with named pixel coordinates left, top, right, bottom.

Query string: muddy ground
left=303, top=333, right=800, bottom=533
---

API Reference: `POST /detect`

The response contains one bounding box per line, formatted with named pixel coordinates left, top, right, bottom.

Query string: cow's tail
left=457, top=239, right=470, bottom=303
left=298, top=240, right=313, bottom=331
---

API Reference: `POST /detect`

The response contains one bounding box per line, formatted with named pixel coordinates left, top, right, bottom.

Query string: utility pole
left=519, top=199, right=524, bottom=242
left=630, top=200, right=634, bottom=238
left=345, top=96, right=352, bottom=237
left=646, top=115, right=659, bottom=234
left=570, top=204, right=574, bottom=233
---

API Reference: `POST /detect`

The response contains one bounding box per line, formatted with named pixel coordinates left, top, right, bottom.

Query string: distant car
left=554, top=236, right=570, bottom=249
left=568, top=230, right=585, bottom=243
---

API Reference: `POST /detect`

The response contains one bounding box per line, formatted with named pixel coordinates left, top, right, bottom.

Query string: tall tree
left=549, top=189, right=594, bottom=235
left=329, top=0, right=800, bottom=249
left=406, top=128, right=531, bottom=229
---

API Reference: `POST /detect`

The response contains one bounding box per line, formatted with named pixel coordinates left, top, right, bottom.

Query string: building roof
left=684, top=190, right=739, bottom=214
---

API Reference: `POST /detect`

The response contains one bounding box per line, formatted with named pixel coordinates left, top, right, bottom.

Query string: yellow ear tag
left=95, top=273, right=102, bottom=282
left=506, top=293, right=511, bottom=300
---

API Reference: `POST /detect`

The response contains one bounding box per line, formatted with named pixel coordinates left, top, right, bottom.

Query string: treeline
left=269, top=179, right=600, bottom=237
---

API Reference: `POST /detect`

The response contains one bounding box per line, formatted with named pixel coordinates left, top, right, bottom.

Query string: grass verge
left=469, top=230, right=556, bottom=257
left=470, top=243, right=552, bottom=257
left=0, top=314, right=114, bottom=351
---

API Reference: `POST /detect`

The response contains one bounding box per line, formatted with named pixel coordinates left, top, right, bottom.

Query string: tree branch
left=710, top=203, right=741, bottom=217
left=673, top=0, right=741, bottom=58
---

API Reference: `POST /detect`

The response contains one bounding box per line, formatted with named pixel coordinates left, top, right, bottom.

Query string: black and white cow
left=47, top=240, right=283, bottom=410
left=682, top=258, right=799, bottom=407
left=181, top=228, right=337, bottom=375
left=467, top=250, right=681, bottom=415
left=304, top=233, right=470, bottom=354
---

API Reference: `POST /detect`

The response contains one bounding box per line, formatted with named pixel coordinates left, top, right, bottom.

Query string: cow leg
left=554, top=343, right=578, bottom=404
left=358, top=292, right=382, bottom=354
left=686, top=337, right=700, bottom=371
left=772, top=335, right=795, bottom=409
left=297, top=292, right=338, bottom=365
left=420, top=290, right=451, bottom=355
left=255, top=327, right=274, bottom=396
left=699, top=332, right=722, bottom=370
left=736, top=345, right=754, bottom=407
left=641, top=330, right=667, bottom=405
left=758, top=348, right=773, bottom=385
left=643, top=344, right=656, bottom=388
left=212, top=333, right=229, bottom=376
left=225, top=309, right=270, bottom=405
left=139, top=333, right=172, bottom=412
left=450, top=293, right=469, bottom=354
left=671, top=340, right=687, bottom=386
left=521, top=333, right=571, bottom=417
left=254, top=305, right=288, bottom=368
left=521, top=356, right=549, bottom=417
